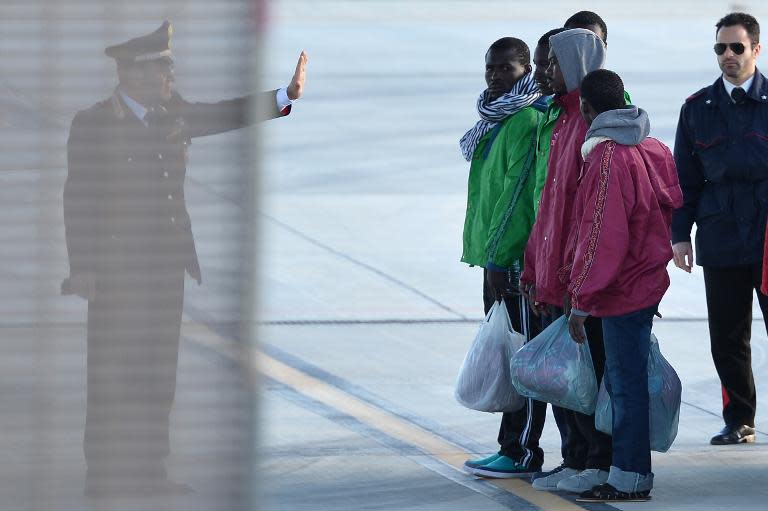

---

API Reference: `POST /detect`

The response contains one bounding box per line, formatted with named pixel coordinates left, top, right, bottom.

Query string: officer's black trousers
left=703, top=263, right=768, bottom=427
left=84, top=268, right=185, bottom=485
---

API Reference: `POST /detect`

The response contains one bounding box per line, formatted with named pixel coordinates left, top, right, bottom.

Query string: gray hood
left=549, top=29, right=606, bottom=92
left=586, top=106, right=650, bottom=146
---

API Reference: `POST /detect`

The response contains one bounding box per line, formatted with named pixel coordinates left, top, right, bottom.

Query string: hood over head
left=636, top=138, right=684, bottom=212
left=549, top=29, right=606, bottom=92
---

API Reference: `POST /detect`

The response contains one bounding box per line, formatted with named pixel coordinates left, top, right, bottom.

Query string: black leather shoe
left=710, top=425, right=756, bottom=445
left=577, top=483, right=651, bottom=503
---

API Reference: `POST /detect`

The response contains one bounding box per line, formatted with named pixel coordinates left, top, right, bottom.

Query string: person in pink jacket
left=521, top=28, right=613, bottom=494
left=565, top=70, right=683, bottom=503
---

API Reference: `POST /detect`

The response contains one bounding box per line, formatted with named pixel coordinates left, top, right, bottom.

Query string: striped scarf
left=459, top=72, right=540, bottom=161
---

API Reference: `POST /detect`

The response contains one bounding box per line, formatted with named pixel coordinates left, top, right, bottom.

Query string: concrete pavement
left=260, top=2, right=768, bottom=510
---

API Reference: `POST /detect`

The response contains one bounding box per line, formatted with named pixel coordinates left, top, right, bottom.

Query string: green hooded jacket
left=461, top=106, right=541, bottom=269
left=532, top=97, right=559, bottom=215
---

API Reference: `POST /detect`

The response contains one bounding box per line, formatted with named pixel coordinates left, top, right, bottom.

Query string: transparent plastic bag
left=454, top=300, right=526, bottom=412
left=594, top=380, right=611, bottom=437
left=594, top=334, right=682, bottom=452
left=509, top=315, right=597, bottom=414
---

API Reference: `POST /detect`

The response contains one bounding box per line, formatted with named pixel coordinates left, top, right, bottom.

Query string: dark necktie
left=731, top=87, right=747, bottom=104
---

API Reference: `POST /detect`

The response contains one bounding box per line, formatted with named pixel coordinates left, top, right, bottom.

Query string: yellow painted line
left=186, top=323, right=585, bottom=511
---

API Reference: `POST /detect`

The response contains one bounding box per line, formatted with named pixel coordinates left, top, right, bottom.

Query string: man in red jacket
left=566, top=70, right=683, bottom=503
left=520, top=28, right=613, bottom=494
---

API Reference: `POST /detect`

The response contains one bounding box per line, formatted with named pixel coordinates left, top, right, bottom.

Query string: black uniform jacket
left=63, top=89, right=282, bottom=288
left=672, top=70, right=768, bottom=267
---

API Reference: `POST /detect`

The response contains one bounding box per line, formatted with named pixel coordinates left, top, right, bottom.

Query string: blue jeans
left=602, top=304, right=657, bottom=492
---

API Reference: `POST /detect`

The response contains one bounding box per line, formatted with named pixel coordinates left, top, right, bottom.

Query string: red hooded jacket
left=521, top=90, right=586, bottom=306
left=564, top=138, right=683, bottom=317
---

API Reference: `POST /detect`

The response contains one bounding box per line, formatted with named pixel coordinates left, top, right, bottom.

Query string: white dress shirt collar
left=722, top=73, right=755, bottom=101
left=119, top=90, right=149, bottom=126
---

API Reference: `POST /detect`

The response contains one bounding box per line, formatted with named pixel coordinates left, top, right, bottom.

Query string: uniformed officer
left=672, top=12, right=768, bottom=446
left=62, top=21, right=306, bottom=497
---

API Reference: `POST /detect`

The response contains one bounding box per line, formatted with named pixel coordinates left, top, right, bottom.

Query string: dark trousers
left=483, top=270, right=547, bottom=469
left=84, top=269, right=185, bottom=485
left=703, top=264, right=768, bottom=427
left=544, top=307, right=612, bottom=471
left=602, top=305, right=657, bottom=477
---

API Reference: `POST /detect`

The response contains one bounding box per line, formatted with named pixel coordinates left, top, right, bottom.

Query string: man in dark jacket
left=62, top=21, right=306, bottom=497
left=672, top=12, right=766, bottom=446
left=564, top=10, right=607, bottom=44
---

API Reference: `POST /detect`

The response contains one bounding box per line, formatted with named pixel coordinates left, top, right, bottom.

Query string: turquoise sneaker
left=462, top=453, right=501, bottom=474
left=472, top=455, right=539, bottom=479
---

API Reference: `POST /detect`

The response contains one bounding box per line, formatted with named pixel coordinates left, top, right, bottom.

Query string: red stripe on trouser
left=722, top=386, right=731, bottom=409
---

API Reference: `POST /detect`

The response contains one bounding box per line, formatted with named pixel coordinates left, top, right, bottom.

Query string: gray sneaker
left=556, top=468, right=609, bottom=493
left=531, top=464, right=580, bottom=491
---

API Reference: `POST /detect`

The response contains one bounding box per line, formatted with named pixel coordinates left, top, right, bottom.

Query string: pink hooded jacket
left=521, top=29, right=607, bottom=306
left=564, top=107, right=683, bottom=317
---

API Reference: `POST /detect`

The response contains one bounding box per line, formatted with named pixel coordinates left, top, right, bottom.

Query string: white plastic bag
left=509, top=315, right=598, bottom=414
left=594, top=334, right=682, bottom=452
left=454, top=300, right=526, bottom=412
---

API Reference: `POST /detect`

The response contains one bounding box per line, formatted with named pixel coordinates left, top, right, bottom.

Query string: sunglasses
left=714, top=42, right=748, bottom=55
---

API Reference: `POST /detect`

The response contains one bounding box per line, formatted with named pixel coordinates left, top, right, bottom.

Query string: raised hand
left=287, top=51, right=308, bottom=101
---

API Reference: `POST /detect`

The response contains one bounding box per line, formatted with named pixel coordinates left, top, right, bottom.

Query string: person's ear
left=579, top=96, right=593, bottom=122
left=525, top=63, right=532, bottom=74
left=754, top=42, right=762, bottom=58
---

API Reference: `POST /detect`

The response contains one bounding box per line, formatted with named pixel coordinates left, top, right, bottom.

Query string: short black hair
left=716, top=12, right=760, bottom=46
left=487, top=37, right=530, bottom=65
left=537, top=27, right=568, bottom=48
left=565, top=11, right=608, bottom=43
left=580, top=69, right=625, bottom=114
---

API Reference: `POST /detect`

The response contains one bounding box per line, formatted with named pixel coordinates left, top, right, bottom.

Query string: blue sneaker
left=472, top=455, right=539, bottom=479
left=463, top=453, right=501, bottom=474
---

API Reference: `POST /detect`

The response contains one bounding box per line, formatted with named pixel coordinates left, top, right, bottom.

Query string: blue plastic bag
left=454, top=300, right=526, bottom=412
left=509, top=315, right=598, bottom=414
left=594, top=334, right=682, bottom=452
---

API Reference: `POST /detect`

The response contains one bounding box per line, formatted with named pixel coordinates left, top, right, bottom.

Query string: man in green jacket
left=459, top=36, right=544, bottom=478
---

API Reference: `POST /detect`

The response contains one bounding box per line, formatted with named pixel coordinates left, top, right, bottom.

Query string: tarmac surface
left=1, top=1, right=768, bottom=510
left=260, top=2, right=768, bottom=511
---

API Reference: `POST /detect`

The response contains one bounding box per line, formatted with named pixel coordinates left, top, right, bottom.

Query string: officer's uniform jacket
left=672, top=70, right=768, bottom=267
left=63, top=89, right=283, bottom=285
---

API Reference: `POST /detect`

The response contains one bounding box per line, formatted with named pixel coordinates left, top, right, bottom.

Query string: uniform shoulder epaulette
left=77, top=98, right=110, bottom=117
left=685, top=87, right=708, bottom=103
left=71, top=98, right=113, bottom=130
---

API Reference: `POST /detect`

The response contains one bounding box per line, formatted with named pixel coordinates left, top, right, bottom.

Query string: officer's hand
left=66, top=273, right=97, bottom=301
left=287, top=51, right=308, bottom=101
left=672, top=241, right=694, bottom=273
left=568, top=313, right=588, bottom=344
